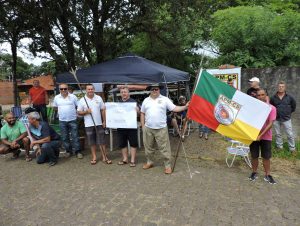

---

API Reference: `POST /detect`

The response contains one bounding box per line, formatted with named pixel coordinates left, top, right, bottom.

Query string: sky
left=0, top=39, right=49, bottom=66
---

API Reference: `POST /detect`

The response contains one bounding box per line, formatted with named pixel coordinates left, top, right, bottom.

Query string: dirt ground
left=171, top=129, right=300, bottom=178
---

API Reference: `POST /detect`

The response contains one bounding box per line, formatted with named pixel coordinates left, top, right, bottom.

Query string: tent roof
left=56, top=54, right=189, bottom=84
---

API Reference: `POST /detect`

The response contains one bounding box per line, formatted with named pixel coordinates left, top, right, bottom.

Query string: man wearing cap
left=246, top=77, right=260, bottom=98
left=140, top=83, right=189, bottom=174
left=270, top=81, right=296, bottom=153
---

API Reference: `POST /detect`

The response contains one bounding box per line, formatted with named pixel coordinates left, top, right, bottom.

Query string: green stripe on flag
left=194, top=70, right=236, bottom=105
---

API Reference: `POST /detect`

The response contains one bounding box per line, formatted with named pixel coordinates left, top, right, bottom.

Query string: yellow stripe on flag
left=216, top=119, right=260, bottom=145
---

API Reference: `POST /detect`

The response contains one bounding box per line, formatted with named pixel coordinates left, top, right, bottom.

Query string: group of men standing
left=0, top=77, right=296, bottom=179
left=246, top=77, right=296, bottom=184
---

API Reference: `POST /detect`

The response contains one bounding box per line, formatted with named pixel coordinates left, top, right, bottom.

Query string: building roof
left=22, top=75, right=55, bottom=91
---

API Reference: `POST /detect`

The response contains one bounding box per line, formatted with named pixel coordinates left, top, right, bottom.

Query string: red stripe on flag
left=187, top=94, right=219, bottom=130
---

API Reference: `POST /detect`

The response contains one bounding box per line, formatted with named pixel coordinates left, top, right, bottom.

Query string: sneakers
left=248, top=172, right=258, bottom=181
left=264, top=175, right=277, bottom=184
left=76, top=153, right=83, bottom=159
left=199, top=132, right=203, bottom=138
left=49, top=161, right=57, bottom=166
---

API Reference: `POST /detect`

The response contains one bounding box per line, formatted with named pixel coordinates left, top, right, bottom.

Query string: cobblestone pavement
left=1, top=133, right=300, bottom=226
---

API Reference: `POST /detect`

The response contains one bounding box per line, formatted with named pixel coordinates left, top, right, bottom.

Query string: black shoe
left=248, top=172, right=258, bottom=181
left=264, top=175, right=277, bottom=184
left=49, top=161, right=57, bottom=166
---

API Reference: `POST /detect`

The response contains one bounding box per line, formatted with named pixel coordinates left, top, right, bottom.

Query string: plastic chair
left=11, top=106, right=23, bottom=119
left=226, top=140, right=252, bottom=168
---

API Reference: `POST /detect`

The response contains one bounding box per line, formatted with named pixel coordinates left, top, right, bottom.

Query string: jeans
left=199, top=124, right=210, bottom=134
left=33, top=104, right=48, bottom=122
left=59, top=120, right=81, bottom=154
left=36, top=140, right=61, bottom=164
left=273, top=120, right=295, bottom=151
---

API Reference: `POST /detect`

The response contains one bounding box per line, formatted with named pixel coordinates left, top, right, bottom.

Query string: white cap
left=249, top=77, right=260, bottom=82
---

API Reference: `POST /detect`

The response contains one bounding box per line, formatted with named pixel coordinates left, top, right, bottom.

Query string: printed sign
left=105, top=102, right=137, bottom=129
left=206, top=68, right=241, bottom=90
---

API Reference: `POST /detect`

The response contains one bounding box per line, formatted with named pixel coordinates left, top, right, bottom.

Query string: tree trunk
left=10, top=39, right=19, bottom=106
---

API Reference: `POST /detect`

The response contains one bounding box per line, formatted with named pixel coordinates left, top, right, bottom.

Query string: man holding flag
left=188, top=70, right=274, bottom=183
left=249, top=88, right=277, bottom=184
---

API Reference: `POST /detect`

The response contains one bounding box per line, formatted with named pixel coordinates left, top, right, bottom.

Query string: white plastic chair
left=226, top=140, right=252, bottom=168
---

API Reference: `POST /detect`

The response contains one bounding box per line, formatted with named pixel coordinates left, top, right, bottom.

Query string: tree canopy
left=0, top=0, right=299, bottom=82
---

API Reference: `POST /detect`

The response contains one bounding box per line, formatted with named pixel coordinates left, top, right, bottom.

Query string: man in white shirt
left=77, top=84, right=112, bottom=165
left=53, top=83, right=83, bottom=159
left=140, top=83, right=189, bottom=174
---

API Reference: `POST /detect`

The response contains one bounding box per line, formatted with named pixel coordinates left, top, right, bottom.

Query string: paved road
left=0, top=134, right=299, bottom=226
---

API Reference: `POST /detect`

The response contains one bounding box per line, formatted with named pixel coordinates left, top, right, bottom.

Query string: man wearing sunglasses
left=53, top=84, right=83, bottom=159
left=141, top=83, right=189, bottom=174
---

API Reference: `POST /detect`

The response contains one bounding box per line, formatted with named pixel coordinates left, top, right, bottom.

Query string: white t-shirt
left=53, top=93, right=78, bottom=121
left=77, top=94, right=105, bottom=127
left=141, top=95, right=176, bottom=129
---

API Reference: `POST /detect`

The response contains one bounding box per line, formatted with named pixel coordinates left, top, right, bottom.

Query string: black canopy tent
left=56, top=54, right=190, bottom=84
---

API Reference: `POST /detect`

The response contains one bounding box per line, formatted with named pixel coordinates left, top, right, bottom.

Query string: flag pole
left=69, top=68, right=110, bottom=161
left=171, top=69, right=202, bottom=174
left=172, top=53, right=205, bottom=174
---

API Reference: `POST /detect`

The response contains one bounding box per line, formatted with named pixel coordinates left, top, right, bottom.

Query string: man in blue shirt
left=28, top=112, right=61, bottom=166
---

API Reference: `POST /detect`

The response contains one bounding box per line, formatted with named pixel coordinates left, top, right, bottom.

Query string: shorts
left=118, top=129, right=138, bottom=148
left=250, top=140, right=272, bottom=160
left=85, top=125, right=106, bottom=145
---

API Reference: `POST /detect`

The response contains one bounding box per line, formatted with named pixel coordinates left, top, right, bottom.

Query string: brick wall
left=0, top=81, right=14, bottom=105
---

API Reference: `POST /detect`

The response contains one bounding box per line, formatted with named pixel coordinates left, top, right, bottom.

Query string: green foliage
left=272, top=139, right=300, bottom=160
left=0, top=53, right=34, bottom=79
left=211, top=6, right=300, bottom=67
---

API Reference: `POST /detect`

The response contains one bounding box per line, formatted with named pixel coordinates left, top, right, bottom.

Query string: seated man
left=176, top=96, right=189, bottom=140
left=27, top=112, right=61, bottom=166
left=0, top=112, right=31, bottom=161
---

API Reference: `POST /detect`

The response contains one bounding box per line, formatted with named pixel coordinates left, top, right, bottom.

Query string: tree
left=211, top=6, right=300, bottom=67
left=0, top=0, right=29, bottom=105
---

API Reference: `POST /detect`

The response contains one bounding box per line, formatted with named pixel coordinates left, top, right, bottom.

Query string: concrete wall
left=242, top=67, right=300, bottom=138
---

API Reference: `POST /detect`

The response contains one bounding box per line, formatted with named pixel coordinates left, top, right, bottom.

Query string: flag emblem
left=214, top=95, right=241, bottom=125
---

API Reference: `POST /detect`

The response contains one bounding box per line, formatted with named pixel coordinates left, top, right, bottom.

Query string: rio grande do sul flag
left=187, top=70, right=271, bottom=145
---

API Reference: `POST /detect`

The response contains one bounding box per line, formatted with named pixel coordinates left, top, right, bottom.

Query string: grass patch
left=272, top=138, right=300, bottom=160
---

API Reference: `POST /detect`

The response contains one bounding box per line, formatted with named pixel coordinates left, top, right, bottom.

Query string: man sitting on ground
left=28, top=112, right=61, bottom=166
left=0, top=112, right=31, bottom=161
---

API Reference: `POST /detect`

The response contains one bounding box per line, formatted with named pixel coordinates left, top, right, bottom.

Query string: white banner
left=105, top=102, right=137, bottom=129
left=206, top=68, right=241, bottom=90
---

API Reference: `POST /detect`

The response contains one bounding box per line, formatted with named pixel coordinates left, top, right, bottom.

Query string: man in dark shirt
left=28, top=112, right=61, bottom=166
left=270, top=81, right=297, bottom=152
left=117, top=86, right=139, bottom=167
left=246, top=77, right=260, bottom=98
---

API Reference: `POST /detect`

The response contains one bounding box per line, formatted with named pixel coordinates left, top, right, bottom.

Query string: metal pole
left=69, top=68, right=110, bottom=161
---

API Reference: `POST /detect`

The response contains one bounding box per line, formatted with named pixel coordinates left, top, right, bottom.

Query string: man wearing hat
left=140, top=83, right=189, bottom=174
left=247, top=77, right=260, bottom=98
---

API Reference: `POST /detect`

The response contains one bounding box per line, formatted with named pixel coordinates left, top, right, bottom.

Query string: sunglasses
left=151, top=88, right=159, bottom=91
left=60, top=88, right=68, bottom=90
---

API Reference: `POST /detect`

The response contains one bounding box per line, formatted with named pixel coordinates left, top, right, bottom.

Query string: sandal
left=103, top=159, right=112, bottom=164
left=90, top=159, right=97, bottom=165
left=25, top=156, right=32, bottom=162
left=118, top=160, right=128, bottom=165
left=129, top=162, right=136, bottom=167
